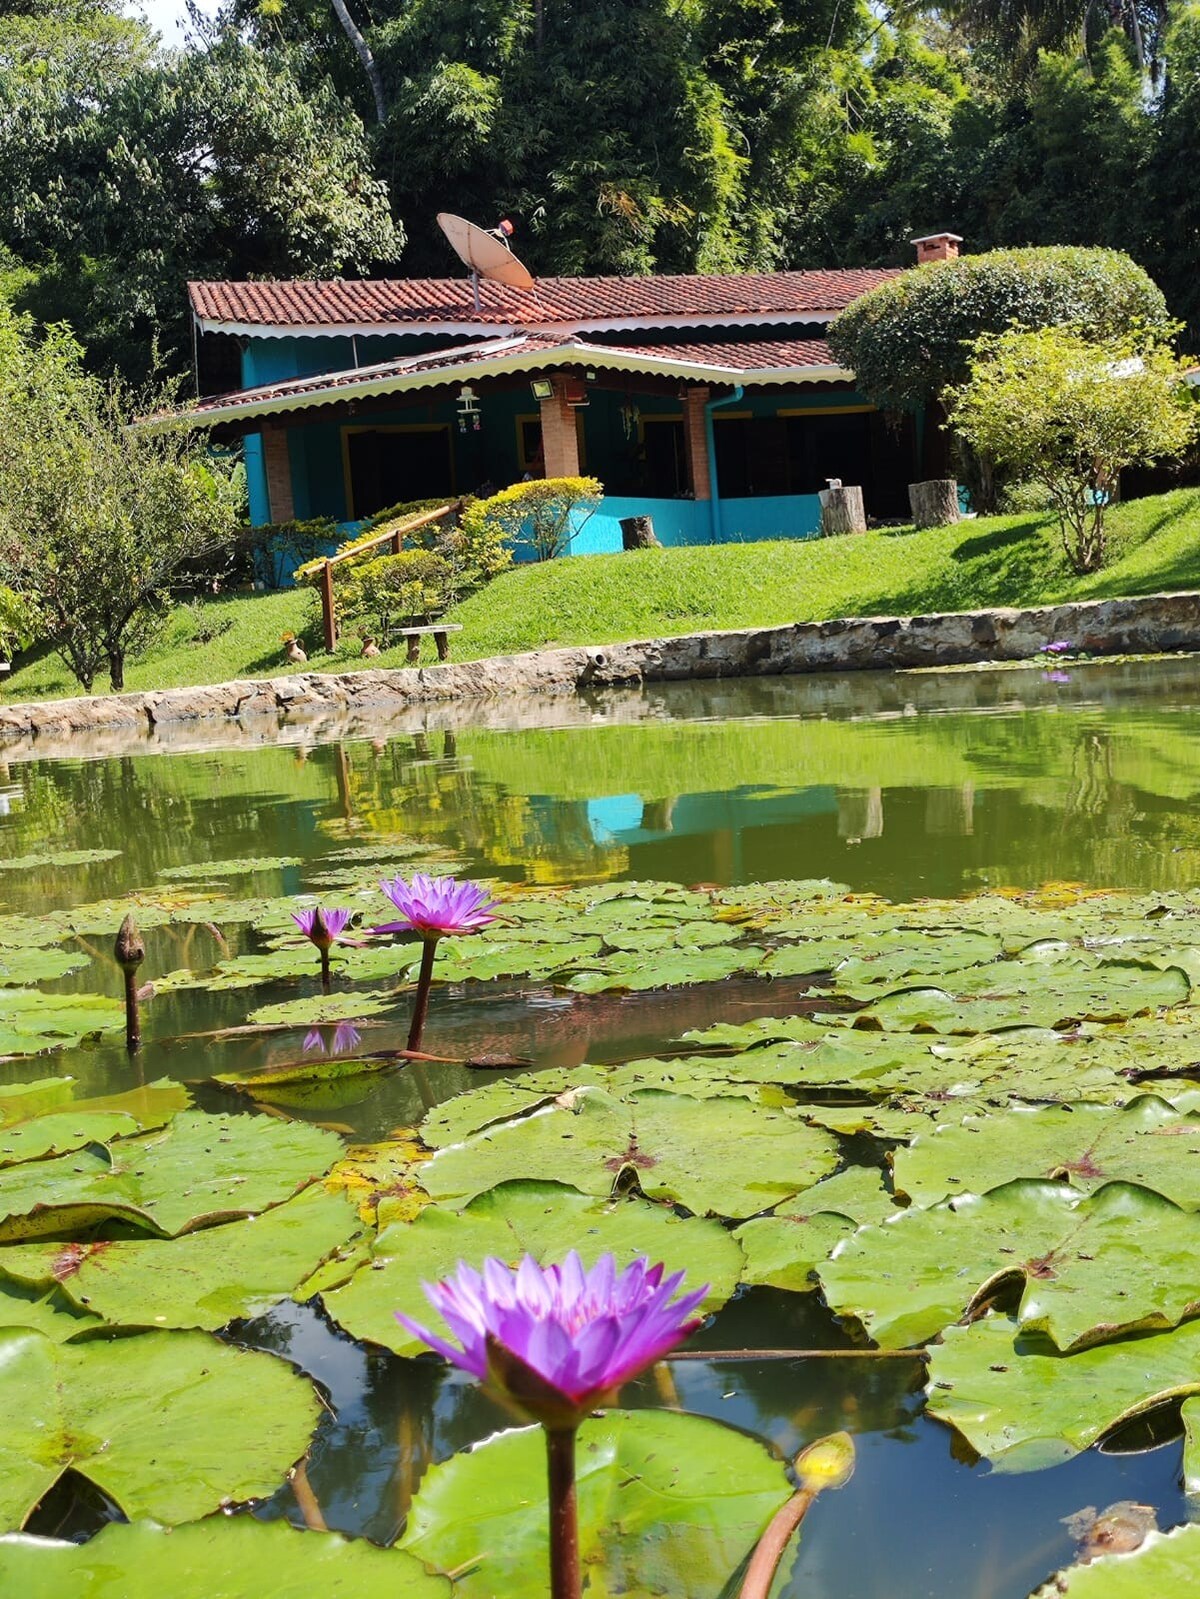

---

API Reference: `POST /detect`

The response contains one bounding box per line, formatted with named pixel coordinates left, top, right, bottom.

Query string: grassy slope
left=4, top=489, right=1200, bottom=703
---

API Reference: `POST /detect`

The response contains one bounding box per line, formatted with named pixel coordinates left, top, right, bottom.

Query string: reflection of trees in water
left=330, top=736, right=627, bottom=885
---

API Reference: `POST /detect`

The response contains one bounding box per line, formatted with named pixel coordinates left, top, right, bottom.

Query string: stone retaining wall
left=1, top=588, right=1197, bottom=755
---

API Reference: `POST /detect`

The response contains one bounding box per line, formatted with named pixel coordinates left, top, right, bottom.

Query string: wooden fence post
left=320, top=560, right=337, bottom=651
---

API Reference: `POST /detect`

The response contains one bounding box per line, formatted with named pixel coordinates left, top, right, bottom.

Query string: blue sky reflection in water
left=3, top=657, right=1200, bottom=1595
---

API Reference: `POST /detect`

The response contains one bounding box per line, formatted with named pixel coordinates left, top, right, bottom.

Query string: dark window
left=713, top=410, right=914, bottom=516
left=346, top=427, right=454, bottom=517
left=642, top=419, right=687, bottom=497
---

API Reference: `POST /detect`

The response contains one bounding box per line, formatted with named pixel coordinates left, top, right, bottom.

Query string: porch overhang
left=163, top=333, right=854, bottom=431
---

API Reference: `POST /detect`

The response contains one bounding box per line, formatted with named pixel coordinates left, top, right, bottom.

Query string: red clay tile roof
left=188, top=269, right=898, bottom=333
left=177, top=333, right=850, bottom=426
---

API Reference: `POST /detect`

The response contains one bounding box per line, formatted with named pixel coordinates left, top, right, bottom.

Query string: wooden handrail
left=316, top=500, right=463, bottom=651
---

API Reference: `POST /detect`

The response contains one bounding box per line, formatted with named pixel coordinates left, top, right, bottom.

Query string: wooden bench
left=399, top=623, right=463, bottom=664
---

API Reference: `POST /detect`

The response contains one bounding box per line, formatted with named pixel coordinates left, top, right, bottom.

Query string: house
left=186, top=233, right=960, bottom=555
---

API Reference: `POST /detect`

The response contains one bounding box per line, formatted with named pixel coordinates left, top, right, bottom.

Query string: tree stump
left=908, top=479, right=960, bottom=529
left=620, top=514, right=661, bottom=550
left=818, top=486, right=866, bottom=537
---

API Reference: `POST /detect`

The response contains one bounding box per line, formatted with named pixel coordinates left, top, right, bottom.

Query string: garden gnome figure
left=285, top=638, right=308, bottom=664
left=114, top=912, right=146, bottom=1053
left=361, top=636, right=381, bottom=658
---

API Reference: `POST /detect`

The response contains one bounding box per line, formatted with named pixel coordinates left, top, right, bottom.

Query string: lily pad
left=157, top=857, right=304, bottom=880
left=924, top=1312, right=1200, bottom=1470
left=0, top=849, right=120, bottom=873
left=420, top=1087, right=840, bottom=1219
left=37, top=1185, right=362, bottom=1330
left=0, top=1327, right=320, bottom=1528
left=323, top=1179, right=742, bottom=1357
left=0, top=947, right=89, bottom=987
left=0, top=1279, right=99, bottom=1342
left=1029, top=1525, right=1200, bottom=1596
left=0, top=990, right=125, bottom=1056
left=893, top=1096, right=1200, bottom=1209
left=820, top=1179, right=1200, bottom=1350
left=245, top=993, right=394, bottom=1027
left=399, top=1407, right=790, bottom=1599
left=734, top=1166, right=896, bottom=1292
left=0, top=1517, right=450, bottom=1598
left=0, top=1110, right=343, bottom=1240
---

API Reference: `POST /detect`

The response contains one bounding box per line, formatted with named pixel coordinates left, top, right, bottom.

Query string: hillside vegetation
left=3, top=490, right=1199, bottom=704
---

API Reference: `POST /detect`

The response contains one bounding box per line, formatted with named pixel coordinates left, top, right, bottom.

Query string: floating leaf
left=0, top=990, right=125, bottom=1056
left=820, top=1179, right=1200, bottom=1350
left=158, top=857, right=304, bottom=880
left=1184, top=1395, right=1200, bottom=1497
left=0, top=849, right=120, bottom=873
left=0, top=1517, right=451, bottom=1598
left=925, top=1313, right=1200, bottom=1471
left=36, top=1185, right=362, bottom=1330
left=731, top=1165, right=895, bottom=1291
left=0, top=1327, right=320, bottom=1528
left=323, top=1179, right=743, bottom=1356
left=323, top=1135, right=431, bottom=1226
left=245, top=993, right=393, bottom=1027
left=0, top=1279, right=99, bottom=1342
left=0, top=947, right=89, bottom=986
left=893, top=1096, right=1200, bottom=1209
left=399, top=1408, right=790, bottom=1599
left=1029, top=1525, right=1200, bottom=1596
left=421, top=1087, right=840, bottom=1219
left=0, top=1110, right=343, bottom=1240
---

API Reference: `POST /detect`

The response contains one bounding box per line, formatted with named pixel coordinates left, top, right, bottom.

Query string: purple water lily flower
left=1044, top=640, right=1073, bottom=654
left=1043, top=670, right=1071, bottom=684
left=396, top=1251, right=707, bottom=1429
left=292, top=905, right=352, bottom=992
left=376, top=873, right=499, bottom=939
left=291, top=906, right=352, bottom=949
left=398, top=1251, right=706, bottom=1599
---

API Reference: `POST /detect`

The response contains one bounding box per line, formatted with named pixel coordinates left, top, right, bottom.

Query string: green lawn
left=5, top=489, right=1200, bottom=703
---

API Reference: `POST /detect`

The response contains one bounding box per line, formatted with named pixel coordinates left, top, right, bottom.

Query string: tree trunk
left=329, top=0, right=387, bottom=124
left=908, top=479, right=960, bottom=529
left=818, top=486, right=867, bottom=537
left=620, top=515, right=661, bottom=550
left=108, top=651, right=125, bottom=692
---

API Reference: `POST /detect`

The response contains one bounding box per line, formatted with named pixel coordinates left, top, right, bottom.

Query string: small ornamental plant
left=292, top=905, right=352, bottom=991
left=376, top=874, right=499, bottom=1050
left=397, top=1252, right=706, bottom=1599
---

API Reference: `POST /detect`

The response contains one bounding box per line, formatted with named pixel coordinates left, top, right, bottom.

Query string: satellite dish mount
left=437, top=213, right=535, bottom=310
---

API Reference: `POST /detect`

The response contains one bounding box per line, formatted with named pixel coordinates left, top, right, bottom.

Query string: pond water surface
left=3, top=657, right=1199, bottom=1596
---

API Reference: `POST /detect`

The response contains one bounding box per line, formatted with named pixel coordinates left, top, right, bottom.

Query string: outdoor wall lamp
left=530, top=378, right=555, bottom=400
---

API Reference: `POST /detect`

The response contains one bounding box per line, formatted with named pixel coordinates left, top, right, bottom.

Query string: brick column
left=539, top=384, right=582, bottom=478
left=682, top=386, right=712, bottom=500
left=261, top=422, right=295, bottom=523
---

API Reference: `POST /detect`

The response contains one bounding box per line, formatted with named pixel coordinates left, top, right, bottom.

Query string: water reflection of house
left=185, top=235, right=963, bottom=554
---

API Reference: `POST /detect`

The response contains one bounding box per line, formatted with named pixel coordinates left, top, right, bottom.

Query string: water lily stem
left=319, top=947, right=332, bottom=994
left=545, top=1425, right=582, bottom=1599
left=123, top=967, right=141, bottom=1053
left=407, top=937, right=438, bottom=1052
left=739, top=1488, right=815, bottom=1599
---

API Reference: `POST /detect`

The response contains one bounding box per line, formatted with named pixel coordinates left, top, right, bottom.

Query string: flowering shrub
left=463, top=476, right=603, bottom=561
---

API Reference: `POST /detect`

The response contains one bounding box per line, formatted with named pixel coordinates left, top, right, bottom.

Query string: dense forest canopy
left=5, top=0, right=1200, bottom=381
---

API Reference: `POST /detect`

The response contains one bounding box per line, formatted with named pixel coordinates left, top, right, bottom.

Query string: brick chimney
left=912, top=232, right=963, bottom=264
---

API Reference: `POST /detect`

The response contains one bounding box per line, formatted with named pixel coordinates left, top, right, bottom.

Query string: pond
left=2, top=656, right=1200, bottom=1596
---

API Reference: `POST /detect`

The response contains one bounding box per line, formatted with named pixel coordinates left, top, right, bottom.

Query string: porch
left=248, top=371, right=919, bottom=556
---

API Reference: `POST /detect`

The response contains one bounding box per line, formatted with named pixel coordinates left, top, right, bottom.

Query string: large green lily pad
left=734, top=1165, right=895, bottom=1291
left=399, top=1407, right=791, bottom=1599
left=32, top=1185, right=362, bottom=1330
left=0, top=1279, right=99, bottom=1342
left=1029, top=1525, right=1200, bottom=1596
left=925, top=1312, right=1200, bottom=1470
left=820, top=1179, right=1200, bottom=1350
left=0, top=1079, right=186, bottom=1171
left=0, top=849, right=120, bottom=873
left=323, top=1179, right=741, bottom=1357
left=0, top=1328, right=320, bottom=1527
left=893, top=1096, right=1200, bottom=1209
left=0, top=947, right=90, bottom=987
left=0, top=1110, right=343, bottom=1240
left=0, top=1517, right=450, bottom=1598
left=421, top=1086, right=840, bottom=1218
left=0, top=990, right=125, bottom=1056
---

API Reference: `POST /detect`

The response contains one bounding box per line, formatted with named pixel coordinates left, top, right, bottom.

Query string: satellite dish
left=437, top=213, right=535, bottom=308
